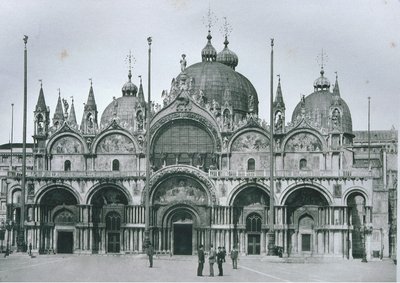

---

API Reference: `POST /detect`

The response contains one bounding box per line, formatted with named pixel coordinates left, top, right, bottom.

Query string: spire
left=35, top=79, right=47, bottom=112
left=137, top=75, right=145, bottom=104
left=80, top=79, right=98, bottom=134
left=273, top=75, right=285, bottom=108
left=85, top=79, right=97, bottom=111
left=332, top=71, right=341, bottom=97
left=53, top=89, right=64, bottom=124
left=67, top=97, right=77, bottom=126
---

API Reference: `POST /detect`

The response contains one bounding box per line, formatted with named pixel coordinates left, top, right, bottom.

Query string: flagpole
left=267, top=38, right=275, bottom=255
left=144, top=36, right=152, bottom=249
left=10, top=103, right=14, bottom=171
left=20, top=35, right=28, bottom=251
left=368, top=97, right=371, bottom=171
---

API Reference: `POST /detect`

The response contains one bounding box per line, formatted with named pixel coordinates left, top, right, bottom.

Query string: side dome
left=178, top=61, right=258, bottom=114
left=100, top=96, right=139, bottom=127
left=291, top=90, right=353, bottom=134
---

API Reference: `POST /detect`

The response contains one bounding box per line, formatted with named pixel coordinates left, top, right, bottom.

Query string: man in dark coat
left=230, top=245, right=238, bottom=269
left=217, top=246, right=225, bottom=276
left=197, top=244, right=205, bottom=276
left=147, top=242, right=154, bottom=267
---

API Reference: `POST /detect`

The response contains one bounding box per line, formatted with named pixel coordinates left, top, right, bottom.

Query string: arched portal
left=90, top=186, right=128, bottom=254
left=171, top=210, right=193, bottom=255
left=39, top=188, right=78, bottom=254
left=231, top=186, right=270, bottom=255
left=347, top=192, right=366, bottom=258
left=284, top=187, right=329, bottom=256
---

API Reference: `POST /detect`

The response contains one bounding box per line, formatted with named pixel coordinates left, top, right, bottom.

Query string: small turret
left=80, top=79, right=98, bottom=134
left=34, top=80, right=50, bottom=138
left=52, top=89, right=64, bottom=129
left=67, top=97, right=78, bottom=128
left=273, top=75, right=286, bottom=134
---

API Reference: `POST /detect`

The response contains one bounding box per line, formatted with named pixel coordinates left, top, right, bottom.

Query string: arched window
left=64, top=160, right=71, bottom=171
left=246, top=213, right=262, bottom=232
left=106, top=212, right=121, bottom=231
left=12, top=190, right=21, bottom=204
left=299, top=158, right=307, bottom=170
left=247, top=158, right=255, bottom=171
left=112, top=159, right=120, bottom=171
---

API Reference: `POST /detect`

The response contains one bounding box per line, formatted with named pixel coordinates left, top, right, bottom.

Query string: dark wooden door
left=301, top=234, right=311, bottom=252
left=247, top=234, right=260, bottom=255
left=108, top=233, right=120, bottom=253
left=173, top=224, right=192, bottom=255
left=57, top=231, right=73, bottom=253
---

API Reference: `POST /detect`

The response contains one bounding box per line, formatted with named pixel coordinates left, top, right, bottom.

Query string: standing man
left=29, top=243, right=32, bottom=256
left=208, top=244, right=216, bottom=277
left=197, top=244, right=205, bottom=276
left=147, top=242, right=154, bottom=268
left=231, top=245, right=238, bottom=269
left=217, top=247, right=224, bottom=276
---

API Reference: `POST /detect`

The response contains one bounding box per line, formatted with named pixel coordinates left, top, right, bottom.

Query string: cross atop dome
left=317, top=48, right=328, bottom=70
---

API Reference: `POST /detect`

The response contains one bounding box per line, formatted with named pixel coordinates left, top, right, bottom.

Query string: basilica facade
left=2, top=31, right=397, bottom=260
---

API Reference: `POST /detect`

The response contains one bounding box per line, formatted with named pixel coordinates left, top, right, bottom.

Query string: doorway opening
left=57, top=231, right=73, bottom=253
left=173, top=223, right=192, bottom=255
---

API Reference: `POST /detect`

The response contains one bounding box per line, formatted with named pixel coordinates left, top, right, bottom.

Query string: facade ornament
left=180, top=54, right=187, bottom=72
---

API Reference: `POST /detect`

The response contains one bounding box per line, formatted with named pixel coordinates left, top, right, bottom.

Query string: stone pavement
left=0, top=254, right=397, bottom=282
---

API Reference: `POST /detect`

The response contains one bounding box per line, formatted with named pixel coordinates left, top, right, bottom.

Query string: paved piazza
left=0, top=254, right=397, bottom=282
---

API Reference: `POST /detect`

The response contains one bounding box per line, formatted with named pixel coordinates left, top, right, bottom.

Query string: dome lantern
left=201, top=31, right=217, bottom=62
left=216, top=36, right=239, bottom=70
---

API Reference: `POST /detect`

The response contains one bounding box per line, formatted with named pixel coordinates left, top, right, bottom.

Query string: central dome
left=177, top=61, right=258, bottom=114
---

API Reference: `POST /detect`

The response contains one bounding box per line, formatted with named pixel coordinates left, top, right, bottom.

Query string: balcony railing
left=208, top=169, right=373, bottom=179
left=8, top=170, right=146, bottom=179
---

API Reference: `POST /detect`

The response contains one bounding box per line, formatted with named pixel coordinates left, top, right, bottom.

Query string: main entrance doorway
left=57, top=231, right=73, bottom=253
left=173, top=223, right=192, bottom=255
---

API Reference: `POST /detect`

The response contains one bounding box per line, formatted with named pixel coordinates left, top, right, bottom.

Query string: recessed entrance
left=173, top=224, right=192, bottom=255
left=57, top=231, right=73, bottom=253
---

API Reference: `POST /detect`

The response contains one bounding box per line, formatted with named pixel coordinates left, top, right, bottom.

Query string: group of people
left=197, top=244, right=238, bottom=277
left=145, top=242, right=239, bottom=277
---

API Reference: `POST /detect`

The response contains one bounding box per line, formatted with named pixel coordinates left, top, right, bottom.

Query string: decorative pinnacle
left=147, top=37, right=152, bottom=45
left=219, top=17, right=232, bottom=40
left=271, top=38, right=274, bottom=47
left=317, top=48, right=328, bottom=70
left=70, top=96, right=74, bottom=104
left=23, top=35, right=28, bottom=46
left=125, top=50, right=136, bottom=80
left=38, top=79, right=43, bottom=88
left=89, top=78, right=92, bottom=86
left=277, top=74, right=281, bottom=82
left=138, top=75, right=142, bottom=84
left=203, top=4, right=218, bottom=31
left=57, top=88, right=61, bottom=97
left=335, top=71, right=338, bottom=80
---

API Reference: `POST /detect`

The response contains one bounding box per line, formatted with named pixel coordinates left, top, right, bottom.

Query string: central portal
left=173, top=223, right=192, bottom=255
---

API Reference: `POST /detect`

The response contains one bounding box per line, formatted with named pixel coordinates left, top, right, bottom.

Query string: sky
left=0, top=0, right=399, bottom=145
